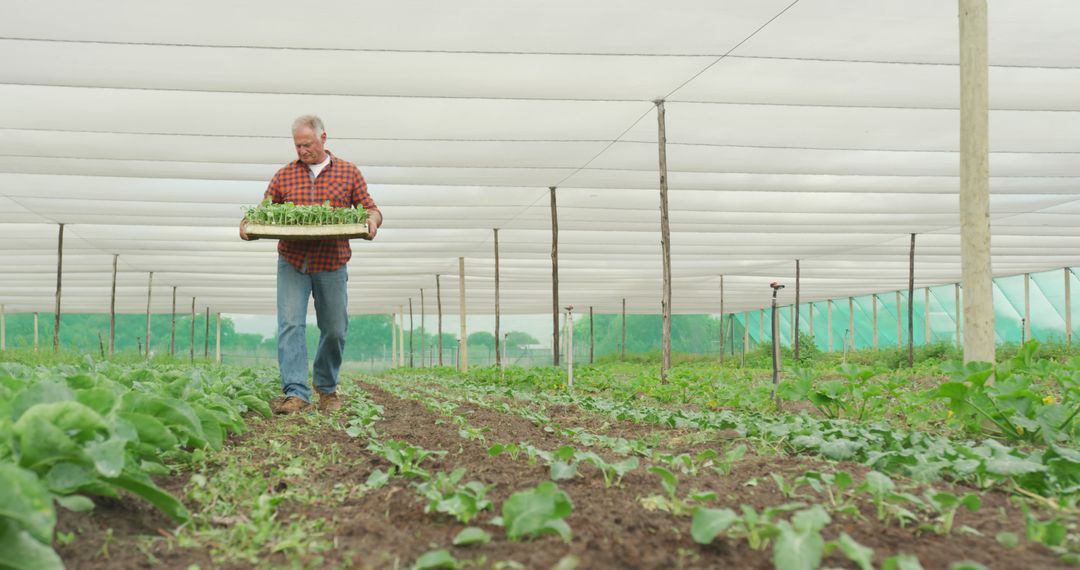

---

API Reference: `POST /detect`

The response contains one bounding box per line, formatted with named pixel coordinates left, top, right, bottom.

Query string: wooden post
left=621, top=298, right=627, bottom=360
left=215, top=312, right=221, bottom=363
left=408, top=297, right=414, bottom=367
left=872, top=294, right=879, bottom=349
left=494, top=228, right=501, bottom=369
left=908, top=233, right=916, bottom=367
left=849, top=296, right=855, bottom=350
left=189, top=297, right=195, bottom=363
left=1065, top=269, right=1072, bottom=347
left=719, top=276, right=725, bottom=361
left=771, top=288, right=781, bottom=406
left=110, top=254, right=118, bottom=355
left=956, top=283, right=963, bottom=348
left=420, top=288, right=426, bottom=368
left=566, top=307, right=574, bottom=389
left=655, top=99, right=673, bottom=382
left=145, top=272, right=153, bottom=358
left=53, top=223, right=64, bottom=351
left=203, top=306, right=209, bottom=359
left=170, top=285, right=177, bottom=356
left=550, top=187, right=560, bottom=367
left=925, top=287, right=932, bottom=344
left=896, top=291, right=903, bottom=348
left=436, top=275, right=444, bottom=366
left=589, top=306, right=595, bottom=364
left=959, top=0, right=995, bottom=364
left=33, top=312, right=39, bottom=351
left=459, top=256, right=468, bottom=371
left=794, top=260, right=801, bottom=359
left=743, top=311, right=749, bottom=356
left=1024, top=273, right=1031, bottom=342
left=827, top=300, right=833, bottom=352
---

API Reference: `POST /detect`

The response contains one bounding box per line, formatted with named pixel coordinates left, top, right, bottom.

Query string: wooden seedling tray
left=244, top=223, right=369, bottom=241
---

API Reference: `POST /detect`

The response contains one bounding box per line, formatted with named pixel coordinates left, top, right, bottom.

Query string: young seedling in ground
left=922, top=489, right=981, bottom=535
left=501, top=481, right=574, bottom=543
left=366, top=440, right=445, bottom=480
left=641, top=466, right=717, bottom=516
left=415, top=468, right=494, bottom=524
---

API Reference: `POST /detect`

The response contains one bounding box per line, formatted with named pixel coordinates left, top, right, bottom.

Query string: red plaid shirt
left=265, top=151, right=379, bottom=273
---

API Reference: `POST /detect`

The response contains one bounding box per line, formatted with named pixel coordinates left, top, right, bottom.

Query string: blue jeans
left=277, top=257, right=349, bottom=402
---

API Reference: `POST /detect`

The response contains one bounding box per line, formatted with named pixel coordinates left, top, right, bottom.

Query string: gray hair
left=292, top=114, right=325, bottom=137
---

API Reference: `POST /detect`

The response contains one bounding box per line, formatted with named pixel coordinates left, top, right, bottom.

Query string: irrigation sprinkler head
left=769, top=281, right=785, bottom=291
left=565, top=304, right=574, bottom=312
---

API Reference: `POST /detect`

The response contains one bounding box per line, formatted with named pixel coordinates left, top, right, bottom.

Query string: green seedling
left=922, top=489, right=981, bottom=535
left=366, top=440, right=445, bottom=480
left=415, top=468, right=494, bottom=524
left=502, top=481, right=574, bottom=542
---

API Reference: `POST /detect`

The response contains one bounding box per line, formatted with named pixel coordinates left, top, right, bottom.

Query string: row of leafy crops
left=372, top=357, right=1080, bottom=567
left=0, top=359, right=276, bottom=569
left=244, top=198, right=369, bottom=226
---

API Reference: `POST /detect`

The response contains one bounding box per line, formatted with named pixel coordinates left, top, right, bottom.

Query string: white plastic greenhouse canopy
left=1, top=0, right=1079, bottom=316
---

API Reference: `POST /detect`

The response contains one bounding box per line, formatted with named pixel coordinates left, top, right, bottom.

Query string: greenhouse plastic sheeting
left=1, top=1, right=1079, bottom=319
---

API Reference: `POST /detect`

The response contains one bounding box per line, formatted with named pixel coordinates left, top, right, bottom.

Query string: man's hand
left=363, top=217, right=378, bottom=240
left=362, top=209, right=382, bottom=241
left=239, top=219, right=256, bottom=241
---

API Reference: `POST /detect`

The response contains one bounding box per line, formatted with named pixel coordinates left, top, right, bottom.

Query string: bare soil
left=56, top=375, right=1071, bottom=570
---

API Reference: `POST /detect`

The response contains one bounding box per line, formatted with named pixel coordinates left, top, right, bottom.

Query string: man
left=240, top=115, right=382, bottom=414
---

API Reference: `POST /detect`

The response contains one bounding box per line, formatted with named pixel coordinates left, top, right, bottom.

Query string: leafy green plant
left=366, top=440, right=445, bottom=480
left=415, top=468, right=494, bottom=524
left=244, top=198, right=369, bottom=226
left=921, top=489, right=981, bottom=535
left=641, top=466, right=717, bottom=516
left=502, top=481, right=574, bottom=542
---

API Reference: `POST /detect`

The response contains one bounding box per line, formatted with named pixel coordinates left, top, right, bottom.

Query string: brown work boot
left=316, top=389, right=343, bottom=413
left=273, top=395, right=312, bottom=414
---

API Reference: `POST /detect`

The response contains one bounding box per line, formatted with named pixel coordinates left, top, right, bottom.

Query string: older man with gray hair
left=241, top=115, right=382, bottom=414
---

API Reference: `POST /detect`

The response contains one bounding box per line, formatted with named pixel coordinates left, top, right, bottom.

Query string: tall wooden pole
left=436, top=275, right=444, bottom=366
left=827, top=300, right=833, bottom=352
left=420, top=288, right=426, bottom=367
left=743, top=311, right=749, bottom=356
left=215, top=312, right=221, bottom=363
left=1023, top=273, right=1031, bottom=343
left=408, top=297, right=414, bottom=367
left=959, top=0, right=995, bottom=364
left=925, top=288, right=932, bottom=344
left=719, top=276, right=726, bottom=361
left=589, top=306, right=595, bottom=364
left=145, top=272, right=153, bottom=358
left=908, top=233, right=916, bottom=367
left=110, top=254, right=118, bottom=355
left=655, top=99, right=673, bottom=382
left=1065, top=269, right=1072, bottom=347
left=189, top=297, right=195, bottom=363
left=848, top=296, right=855, bottom=350
left=566, top=307, right=574, bottom=388
left=459, top=256, right=468, bottom=371
left=203, top=306, right=209, bottom=359
left=794, top=260, right=801, bottom=359
left=550, top=187, right=560, bottom=367
left=621, top=298, right=627, bottom=359
left=53, top=223, right=64, bottom=351
left=170, top=285, right=177, bottom=356
left=872, top=294, right=879, bottom=349
left=494, top=228, right=502, bottom=369
left=956, top=283, right=963, bottom=348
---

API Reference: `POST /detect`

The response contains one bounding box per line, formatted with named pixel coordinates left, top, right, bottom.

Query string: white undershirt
left=308, top=154, right=331, bottom=180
